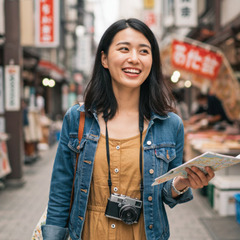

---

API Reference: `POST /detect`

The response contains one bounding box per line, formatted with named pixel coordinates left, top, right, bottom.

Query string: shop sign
left=144, top=0, right=154, bottom=9
left=35, top=0, right=59, bottom=47
left=143, top=11, right=157, bottom=28
left=175, top=0, right=197, bottom=27
left=171, top=40, right=222, bottom=79
left=0, top=67, right=4, bottom=114
left=5, top=65, right=20, bottom=111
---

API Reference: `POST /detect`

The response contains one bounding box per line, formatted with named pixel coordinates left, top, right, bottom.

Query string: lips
left=122, top=68, right=141, bottom=74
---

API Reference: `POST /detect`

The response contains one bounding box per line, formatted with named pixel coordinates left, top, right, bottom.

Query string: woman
left=42, top=18, right=214, bottom=240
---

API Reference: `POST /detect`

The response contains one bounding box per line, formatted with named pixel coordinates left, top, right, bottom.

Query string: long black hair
left=84, top=18, right=174, bottom=120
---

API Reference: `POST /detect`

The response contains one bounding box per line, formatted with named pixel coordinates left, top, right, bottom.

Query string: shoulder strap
left=68, top=111, right=85, bottom=224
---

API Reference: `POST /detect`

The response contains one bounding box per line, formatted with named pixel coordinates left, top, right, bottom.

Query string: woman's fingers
left=185, top=166, right=214, bottom=189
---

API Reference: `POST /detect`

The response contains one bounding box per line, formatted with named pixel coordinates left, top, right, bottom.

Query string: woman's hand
left=172, top=167, right=215, bottom=198
left=180, top=166, right=215, bottom=189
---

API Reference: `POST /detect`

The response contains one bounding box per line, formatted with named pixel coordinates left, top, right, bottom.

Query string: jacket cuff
left=163, top=179, right=193, bottom=208
left=41, top=224, right=69, bottom=240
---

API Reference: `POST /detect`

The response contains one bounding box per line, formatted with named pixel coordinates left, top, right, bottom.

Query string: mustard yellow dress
left=82, top=131, right=147, bottom=240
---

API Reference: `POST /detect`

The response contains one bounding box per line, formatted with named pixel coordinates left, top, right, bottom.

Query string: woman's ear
left=101, top=51, right=108, bottom=69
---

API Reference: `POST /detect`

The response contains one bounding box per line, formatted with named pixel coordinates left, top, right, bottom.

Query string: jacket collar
left=150, top=112, right=170, bottom=121
left=77, top=104, right=170, bottom=121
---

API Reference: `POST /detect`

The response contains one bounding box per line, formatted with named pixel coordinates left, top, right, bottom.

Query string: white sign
left=76, top=35, right=92, bottom=75
left=0, top=67, right=4, bottom=114
left=5, top=65, right=21, bottom=111
left=175, top=0, right=197, bottom=27
left=163, top=0, right=175, bottom=27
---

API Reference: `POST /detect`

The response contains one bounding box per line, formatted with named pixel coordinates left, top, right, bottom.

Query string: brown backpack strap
left=68, top=111, right=85, bottom=224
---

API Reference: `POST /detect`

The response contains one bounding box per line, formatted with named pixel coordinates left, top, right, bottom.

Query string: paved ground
left=0, top=143, right=239, bottom=240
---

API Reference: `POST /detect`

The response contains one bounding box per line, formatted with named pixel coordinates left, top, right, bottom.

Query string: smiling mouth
left=122, top=68, right=141, bottom=74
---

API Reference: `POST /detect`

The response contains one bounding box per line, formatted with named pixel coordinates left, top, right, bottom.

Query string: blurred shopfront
left=0, top=0, right=94, bottom=186
left=161, top=0, right=240, bottom=218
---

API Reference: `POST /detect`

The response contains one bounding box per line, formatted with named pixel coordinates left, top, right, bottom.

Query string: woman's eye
left=120, top=47, right=129, bottom=51
left=140, top=49, right=150, bottom=54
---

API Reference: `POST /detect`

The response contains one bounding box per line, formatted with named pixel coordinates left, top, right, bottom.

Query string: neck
left=113, top=86, right=140, bottom=115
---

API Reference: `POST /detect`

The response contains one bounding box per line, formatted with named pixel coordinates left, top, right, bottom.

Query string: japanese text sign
left=35, top=0, right=59, bottom=47
left=175, top=0, right=197, bottom=27
left=5, top=65, right=20, bottom=111
left=171, top=40, right=222, bottom=79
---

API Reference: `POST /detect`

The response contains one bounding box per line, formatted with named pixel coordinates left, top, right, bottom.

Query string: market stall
left=161, top=35, right=240, bottom=121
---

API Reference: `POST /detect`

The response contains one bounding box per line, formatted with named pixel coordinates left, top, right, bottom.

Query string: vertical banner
left=5, top=65, right=21, bottom=111
left=35, top=0, right=59, bottom=47
left=0, top=67, right=4, bottom=114
left=175, top=0, right=197, bottom=27
left=76, top=35, right=92, bottom=75
left=163, top=0, right=175, bottom=27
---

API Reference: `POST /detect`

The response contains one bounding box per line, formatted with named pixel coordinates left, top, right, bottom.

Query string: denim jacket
left=42, top=104, right=193, bottom=240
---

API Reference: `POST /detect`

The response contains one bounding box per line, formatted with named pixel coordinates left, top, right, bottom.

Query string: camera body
left=105, top=193, right=142, bottom=225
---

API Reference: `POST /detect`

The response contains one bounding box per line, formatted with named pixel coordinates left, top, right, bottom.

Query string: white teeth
left=124, top=69, right=140, bottom=74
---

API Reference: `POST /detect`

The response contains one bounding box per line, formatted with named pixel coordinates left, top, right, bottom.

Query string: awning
left=161, top=35, right=240, bottom=120
left=37, top=60, right=67, bottom=81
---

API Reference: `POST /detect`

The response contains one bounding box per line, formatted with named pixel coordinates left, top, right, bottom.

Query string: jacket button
left=149, top=169, right=154, bottom=174
left=149, top=224, right=153, bottom=229
left=148, top=196, right=152, bottom=201
left=147, top=141, right=152, bottom=146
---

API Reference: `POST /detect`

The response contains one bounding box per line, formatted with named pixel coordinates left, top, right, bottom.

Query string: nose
left=127, top=50, right=139, bottom=64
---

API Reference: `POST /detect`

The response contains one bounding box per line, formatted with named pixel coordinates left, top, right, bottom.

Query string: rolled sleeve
left=42, top=224, right=69, bottom=240
left=163, top=179, right=193, bottom=208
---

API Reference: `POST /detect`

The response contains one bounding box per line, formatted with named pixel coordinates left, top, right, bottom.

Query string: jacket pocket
left=68, top=133, right=86, bottom=153
left=155, top=145, right=176, bottom=163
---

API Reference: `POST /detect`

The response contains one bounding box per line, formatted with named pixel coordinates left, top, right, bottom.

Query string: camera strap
left=105, top=113, right=144, bottom=201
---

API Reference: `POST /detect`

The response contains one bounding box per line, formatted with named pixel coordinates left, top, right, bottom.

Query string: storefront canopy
left=161, top=35, right=240, bottom=121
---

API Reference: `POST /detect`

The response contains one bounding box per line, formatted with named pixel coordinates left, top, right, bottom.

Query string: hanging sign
left=175, top=0, right=197, bottom=27
left=171, top=40, right=223, bottom=80
left=35, top=0, right=59, bottom=47
left=5, top=65, right=20, bottom=111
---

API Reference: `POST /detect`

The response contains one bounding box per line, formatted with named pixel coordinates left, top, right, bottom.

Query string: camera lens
left=119, top=205, right=138, bottom=225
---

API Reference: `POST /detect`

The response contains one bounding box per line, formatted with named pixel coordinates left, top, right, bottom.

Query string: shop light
left=171, top=71, right=181, bottom=83
left=42, top=78, right=49, bottom=86
left=184, top=80, right=192, bottom=88
left=48, top=79, right=56, bottom=87
left=42, top=78, right=56, bottom=87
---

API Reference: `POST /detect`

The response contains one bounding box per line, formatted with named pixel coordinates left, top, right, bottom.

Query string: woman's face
left=101, top=28, right=152, bottom=91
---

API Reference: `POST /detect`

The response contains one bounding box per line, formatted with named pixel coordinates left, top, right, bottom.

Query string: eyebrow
left=116, top=41, right=151, bottom=49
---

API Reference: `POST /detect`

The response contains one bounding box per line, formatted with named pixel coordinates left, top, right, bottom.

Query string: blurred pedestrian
left=189, top=92, right=232, bottom=125
left=42, top=18, right=215, bottom=240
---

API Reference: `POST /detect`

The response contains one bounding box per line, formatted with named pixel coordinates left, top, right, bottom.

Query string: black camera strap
left=105, top=114, right=144, bottom=201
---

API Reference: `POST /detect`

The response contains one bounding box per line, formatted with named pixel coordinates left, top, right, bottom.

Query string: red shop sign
left=35, top=0, right=59, bottom=47
left=171, top=40, right=222, bottom=79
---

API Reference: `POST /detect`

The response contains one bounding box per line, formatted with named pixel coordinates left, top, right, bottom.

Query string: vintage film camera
left=105, top=193, right=142, bottom=225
